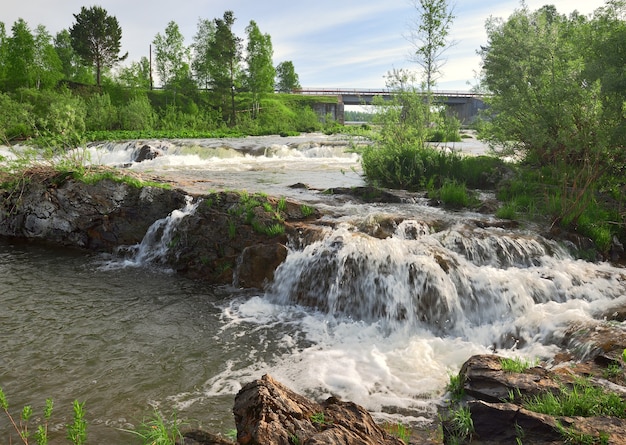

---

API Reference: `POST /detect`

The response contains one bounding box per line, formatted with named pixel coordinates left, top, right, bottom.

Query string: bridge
left=296, top=88, right=488, bottom=125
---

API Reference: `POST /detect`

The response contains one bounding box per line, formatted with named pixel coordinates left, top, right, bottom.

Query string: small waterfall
left=268, top=221, right=626, bottom=348
left=115, top=196, right=199, bottom=267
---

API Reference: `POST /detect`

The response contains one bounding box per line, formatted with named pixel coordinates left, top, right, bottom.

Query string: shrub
left=119, top=94, right=157, bottom=131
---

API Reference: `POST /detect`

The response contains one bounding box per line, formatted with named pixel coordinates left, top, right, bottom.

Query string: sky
left=2, top=0, right=610, bottom=91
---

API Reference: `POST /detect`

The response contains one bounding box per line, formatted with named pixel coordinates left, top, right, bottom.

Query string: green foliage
left=0, top=388, right=85, bottom=445
left=446, top=373, right=465, bottom=401
left=435, top=179, right=475, bottom=208
left=480, top=3, right=626, bottom=246
left=499, top=356, right=537, bottom=373
left=69, top=6, right=128, bottom=86
left=554, top=422, right=609, bottom=445
left=446, top=406, right=474, bottom=444
left=66, top=400, right=87, bottom=445
left=119, top=94, right=157, bottom=131
left=275, top=60, right=301, bottom=93
left=300, top=204, right=315, bottom=217
left=85, top=93, right=118, bottom=131
left=383, top=422, right=411, bottom=444
left=310, top=412, right=329, bottom=426
left=408, top=0, right=456, bottom=91
left=126, top=410, right=184, bottom=445
left=523, top=378, right=626, bottom=418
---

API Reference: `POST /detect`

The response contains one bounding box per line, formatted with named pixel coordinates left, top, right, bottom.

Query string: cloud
left=1, top=0, right=609, bottom=89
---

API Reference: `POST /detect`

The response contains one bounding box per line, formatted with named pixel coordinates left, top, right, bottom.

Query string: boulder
left=446, top=354, right=626, bottom=445
left=134, top=144, right=163, bottom=162
left=233, top=374, right=404, bottom=445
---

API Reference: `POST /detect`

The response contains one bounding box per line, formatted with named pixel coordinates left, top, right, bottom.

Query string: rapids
left=1, top=134, right=625, bottom=442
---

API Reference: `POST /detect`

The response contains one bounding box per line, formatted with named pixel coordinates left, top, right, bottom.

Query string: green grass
left=446, top=373, right=465, bottom=401
left=300, top=204, right=315, bottom=217
left=383, top=422, right=411, bottom=444
left=125, top=409, right=185, bottom=445
left=499, top=356, right=538, bottom=373
left=523, top=378, right=626, bottom=418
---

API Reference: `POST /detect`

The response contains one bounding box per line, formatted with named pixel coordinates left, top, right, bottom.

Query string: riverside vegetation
left=1, top=2, right=626, bottom=444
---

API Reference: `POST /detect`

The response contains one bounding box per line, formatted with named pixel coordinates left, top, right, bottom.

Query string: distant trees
left=191, top=18, right=216, bottom=90
left=69, top=6, right=127, bottom=86
left=153, top=21, right=191, bottom=97
left=244, top=20, right=275, bottom=116
left=4, top=19, right=35, bottom=89
left=275, top=61, right=301, bottom=93
left=207, top=11, right=242, bottom=125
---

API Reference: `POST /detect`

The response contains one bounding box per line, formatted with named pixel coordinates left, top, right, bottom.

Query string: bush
left=85, top=93, right=118, bottom=131
left=119, top=94, right=157, bottom=131
left=0, top=93, right=34, bottom=141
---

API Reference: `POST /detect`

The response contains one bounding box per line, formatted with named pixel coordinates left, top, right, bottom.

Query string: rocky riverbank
left=1, top=168, right=625, bottom=444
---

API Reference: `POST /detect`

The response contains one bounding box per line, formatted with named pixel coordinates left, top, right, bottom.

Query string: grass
left=523, top=378, right=626, bottom=418
left=0, top=387, right=85, bottom=445
left=446, top=373, right=465, bottom=401
left=125, top=409, right=185, bottom=445
left=499, top=356, right=538, bottom=373
left=383, top=422, right=411, bottom=444
left=445, top=406, right=474, bottom=445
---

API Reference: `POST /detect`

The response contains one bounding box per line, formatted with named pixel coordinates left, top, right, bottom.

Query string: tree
left=54, top=29, right=93, bottom=83
left=32, top=25, right=63, bottom=89
left=116, top=57, right=151, bottom=89
left=153, top=21, right=190, bottom=89
left=407, top=0, right=455, bottom=92
left=69, top=6, right=128, bottom=86
left=191, top=18, right=216, bottom=90
left=207, top=11, right=242, bottom=125
left=479, top=4, right=626, bottom=229
left=275, top=61, right=300, bottom=93
left=0, top=23, right=8, bottom=89
left=5, top=19, right=35, bottom=89
left=244, top=20, right=275, bottom=117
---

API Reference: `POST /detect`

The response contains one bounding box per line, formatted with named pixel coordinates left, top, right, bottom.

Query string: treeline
left=0, top=7, right=328, bottom=146
left=362, top=1, right=626, bottom=255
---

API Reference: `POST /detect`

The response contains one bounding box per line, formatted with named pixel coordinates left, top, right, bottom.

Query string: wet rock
left=323, top=186, right=405, bottom=203
left=134, top=144, right=163, bottom=162
left=235, top=243, right=288, bottom=288
left=459, top=355, right=563, bottom=403
left=0, top=169, right=323, bottom=288
left=0, top=169, right=188, bottom=250
left=233, top=374, right=404, bottom=445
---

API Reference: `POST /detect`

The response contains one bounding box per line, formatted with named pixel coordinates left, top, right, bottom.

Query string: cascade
left=117, top=195, right=199, bottom=267
left=269, top=220, right=626, bottom=348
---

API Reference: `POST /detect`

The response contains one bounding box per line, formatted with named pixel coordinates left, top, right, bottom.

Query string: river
left=1, top=134, right=625, bottom=443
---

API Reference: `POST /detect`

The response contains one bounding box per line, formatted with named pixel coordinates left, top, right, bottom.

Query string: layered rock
left=445, top=354, right=626, bottom=445
left=0, top=168, right=322, bottom=288
left=232, top=374, right=404, bottom=445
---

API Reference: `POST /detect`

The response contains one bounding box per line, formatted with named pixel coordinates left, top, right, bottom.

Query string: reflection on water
left=0, top=238, right=239, bottom=442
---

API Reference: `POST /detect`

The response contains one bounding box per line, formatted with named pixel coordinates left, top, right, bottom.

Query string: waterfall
left=113, top=196, right=199, bottom=268
left=268, top=221, right=626, bottom=348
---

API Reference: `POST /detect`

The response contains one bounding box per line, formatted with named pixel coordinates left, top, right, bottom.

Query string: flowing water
left=1, top=135, right=625, bottom=443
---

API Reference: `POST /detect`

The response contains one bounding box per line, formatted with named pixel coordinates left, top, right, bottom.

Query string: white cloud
left=2, top=0, right=609, bottom=90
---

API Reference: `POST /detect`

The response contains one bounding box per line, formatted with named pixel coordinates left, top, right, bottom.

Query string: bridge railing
left=294, top=88, right=487, bottom=98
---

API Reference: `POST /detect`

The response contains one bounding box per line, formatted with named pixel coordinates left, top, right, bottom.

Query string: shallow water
left=1, top=135, right=625, bottom=442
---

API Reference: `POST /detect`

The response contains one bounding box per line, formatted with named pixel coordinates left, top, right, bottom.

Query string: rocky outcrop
left=0, top=168, right=322, bottom=288
left=232, top=374, right=404, bottom=445
left=0, top=169, right=188, bottom=250
left=445, top=354, right=626, bottom=445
